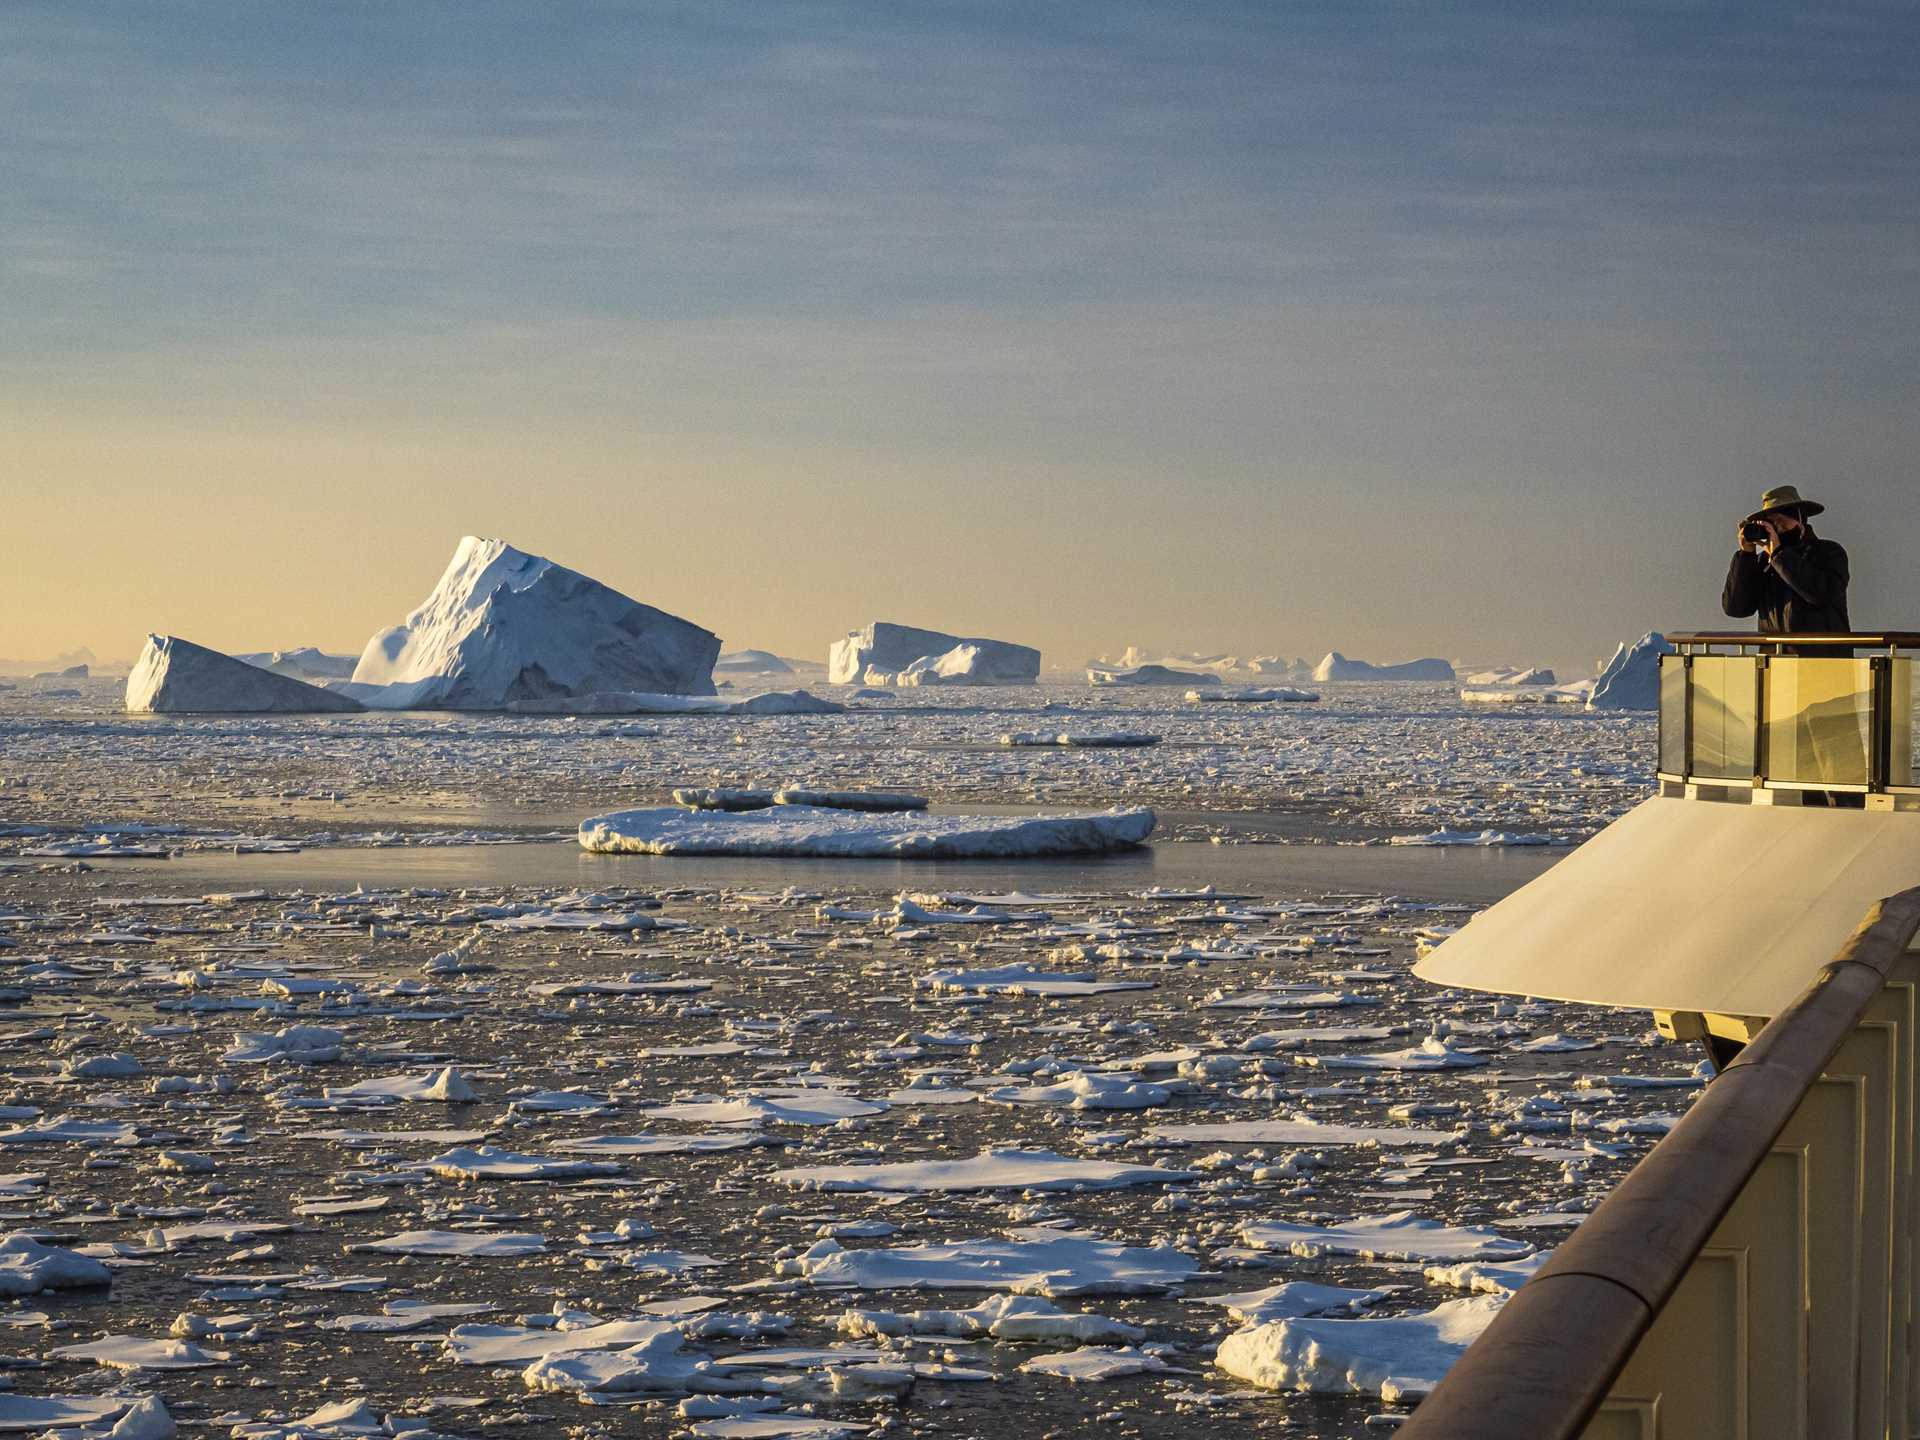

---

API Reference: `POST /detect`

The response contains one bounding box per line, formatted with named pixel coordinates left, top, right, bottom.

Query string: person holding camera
left=1721, top=484, right=1850, bottom=634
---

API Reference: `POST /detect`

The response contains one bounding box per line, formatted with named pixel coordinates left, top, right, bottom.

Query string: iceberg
left=349, top=537, right=721, bottom=709
left=1587, top=631, right=1672, bottom=710
left=579, top=805, right=1156, bottom=858
left=234, top=647, right=359, bottom=682
left=126, top=636, right=364, bottom=715
left=714, top=649, right=795, bottom=675
left=1312, top=653, right=1455, bottom=682
left=1087, top=664, right=1220, bottom=687
left=829, top=623, right=1039, bottom=687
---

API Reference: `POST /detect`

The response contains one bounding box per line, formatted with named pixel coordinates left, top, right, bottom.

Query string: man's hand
left=1738, top=521, right=1760, bottom=555
left=1754, top=518, right=1779, bottom=556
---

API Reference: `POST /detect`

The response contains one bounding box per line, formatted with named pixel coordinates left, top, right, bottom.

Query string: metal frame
left=1656, top=635, right=1919, bottom=797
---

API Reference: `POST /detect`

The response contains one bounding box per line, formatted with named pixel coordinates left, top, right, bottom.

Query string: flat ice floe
left=422, top=1145, right=624, bottom=1181
left=1306, top=1036, right=1490, bottom=1071
left=1187, top=687, right=1319, bottom=703
left=1149, top=1119, right=1460, bottom=1147
left=509, top=689, right=844, bottom=716
left=776, top=1231, right=1203, bottom=1296
left=1193, top=1280, right=1391, bottom=1324
left=642, top=1091, right=887, bottom=1126
left=349, top=1230, right=547, bottom=1257
left=918, top=964, right=1155, bottom=997
left=579, top=805, right=1156, bottom=857
left=1237, top=1210, right=1534, bottom=1262
left=770, top=1148, right=1198, bottom=1193
left=998, top=731, right=1162, bottom=747
left=1215, top=1294, right=1503, bottom=1401
left=839, top=1294, right=1143, bottom=1344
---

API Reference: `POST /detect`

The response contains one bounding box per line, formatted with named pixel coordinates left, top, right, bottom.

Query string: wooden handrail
left=1666, top=631, right=1920, bottom=649
left=1399, top=885, right=1920, bottom=1438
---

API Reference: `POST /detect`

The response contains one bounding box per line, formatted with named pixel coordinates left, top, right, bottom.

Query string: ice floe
left=1215, top=1294, right=1503, bottom=1401
left=1237, top=1210, right=1534, bottom=1262
left=580, top=806, right=1156, bottom=858
left=771, top=1148, right=1197, bottom=1193
left=777, top=1231, right=1203, bottom=1296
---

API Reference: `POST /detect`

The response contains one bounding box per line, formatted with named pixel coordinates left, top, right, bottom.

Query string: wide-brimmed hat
left=1746, top=484, right=1825, bottom=523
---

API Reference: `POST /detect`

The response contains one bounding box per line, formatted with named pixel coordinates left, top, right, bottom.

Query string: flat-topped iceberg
left=349, top=536, right=721, bottom=709
left=235, top=647, right=359, bottom=682
left=1587, top=631, right=1671, bottom=710
left=126, top=635, right=364, bottom=714
left=1312, top=653, right=1455, bottom=682
left=829, top=623, right=1039, bottom=687
left=579, top=805, right=1156, bottom=858
left=1087, top=664, right=1219, bottom=687
left=714, top=649, right=796, bottom=675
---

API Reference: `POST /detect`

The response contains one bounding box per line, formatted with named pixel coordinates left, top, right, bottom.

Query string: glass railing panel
left=1658, top=655, right=1687, bottom=775
left=1688, top=655, right=1758, bottom=779
left=1892, top=658, right=1913, bottom=787
left=1764, top=657, right=1874, bottom=787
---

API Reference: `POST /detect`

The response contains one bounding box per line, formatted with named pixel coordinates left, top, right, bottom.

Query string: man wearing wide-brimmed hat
left=1721, top=484, right=1850, bottom=634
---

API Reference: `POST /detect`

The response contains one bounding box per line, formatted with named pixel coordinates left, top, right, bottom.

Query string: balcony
left=1657, top=632, right=1920, bottom=804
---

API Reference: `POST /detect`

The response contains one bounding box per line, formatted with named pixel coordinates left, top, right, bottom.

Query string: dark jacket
left=1721, top=526, right=1850, bottom=633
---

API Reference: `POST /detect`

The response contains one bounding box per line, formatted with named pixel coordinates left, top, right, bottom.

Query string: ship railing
left=1401, top=885, right=1920, bottom=1439
left=1657, top=632, right=1920, bottom=804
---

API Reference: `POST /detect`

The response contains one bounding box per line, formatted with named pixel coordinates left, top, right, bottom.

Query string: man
left=1721, top=484, right=1850, bottom=633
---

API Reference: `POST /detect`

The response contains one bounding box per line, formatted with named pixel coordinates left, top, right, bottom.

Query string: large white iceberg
left=126, top=636, right=364, bottom=714
left=1312, top=653, right=1455, bottom=682
left=1587, top=632, right=1672, bottom=710
left=578, top=805, right=1156, bottom=858
left=1215, top=1295, right=1503, bottom=1401
left=829, top=623, right=1039, bottom=687
left=349, top=537, right=721, bottom=709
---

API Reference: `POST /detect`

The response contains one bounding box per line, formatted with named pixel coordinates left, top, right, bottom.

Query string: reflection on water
left=115, top=838, right=1565, bottom=906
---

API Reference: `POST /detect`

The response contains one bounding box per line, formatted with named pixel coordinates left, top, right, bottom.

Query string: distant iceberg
left=714, top=649, right=797, bottom=675
left=235, top=647, right=360, bottom=683
left=1313, top=653, right=1456, bottom=682
left=1587, top=632, right=1671, bottom=710
left=126, top=635, right=364, bottom=714
left=348, top=537, right=720, bottom=710
left=1088, top=664, right=1221, bottom=688
left=580, top=805, right=1156, bottom=858
left=830, top=623, right=1039, bottom=687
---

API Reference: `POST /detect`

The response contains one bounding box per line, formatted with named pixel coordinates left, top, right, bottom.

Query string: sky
left=5, top=1, right=1917, bottom=676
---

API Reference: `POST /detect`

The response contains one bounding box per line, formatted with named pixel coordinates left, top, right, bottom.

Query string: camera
left=1741, top=521, right=1771, bottom=545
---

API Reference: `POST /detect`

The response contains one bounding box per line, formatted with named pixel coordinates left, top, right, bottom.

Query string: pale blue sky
left=6, top=2, right=1916, bottom=673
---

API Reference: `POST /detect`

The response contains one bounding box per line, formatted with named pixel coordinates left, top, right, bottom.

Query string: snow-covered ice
left=777, top=1231, right=1204, bottom=1296
left=1215, top=1294, right=1504, bottom=1401
left=1312, top=653, right=1456, bottom=682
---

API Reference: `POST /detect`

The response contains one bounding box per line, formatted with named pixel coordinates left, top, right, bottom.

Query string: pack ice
left=125, top=636, right=364, bottom=714
left=828, top=623, right=1039, bottom=687
left=348, top=536, right=721, bottom=708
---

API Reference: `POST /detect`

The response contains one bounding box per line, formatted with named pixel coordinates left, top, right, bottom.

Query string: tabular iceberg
left=235, top=647, right=359, bottom=682
left=579, top=805, right=1156, bottom=858
left=829, top=623, right=1039, bottom=687
left=350, top=537, right=721, bottom=710
left=1313, top=653, right=1456, bottom=682
left=1087, top=664, right=1220, bottom=687
left=126, top=636, right=365, bottom=714
left=1587, top=632, right=1672, bottom=710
